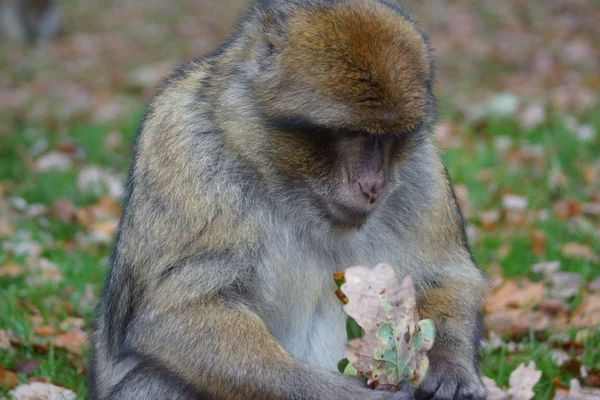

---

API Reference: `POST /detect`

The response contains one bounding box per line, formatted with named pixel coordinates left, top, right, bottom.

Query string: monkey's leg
left=415, top=280, right=487, bottom=400
left=106, top=360, right=209, bottom=400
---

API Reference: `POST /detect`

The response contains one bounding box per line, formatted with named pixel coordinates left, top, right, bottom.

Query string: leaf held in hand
left=340, top=264, right=435, bottom=389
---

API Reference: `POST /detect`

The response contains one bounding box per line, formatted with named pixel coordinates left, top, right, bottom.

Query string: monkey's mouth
left=324, top=201, right=371, bottom=228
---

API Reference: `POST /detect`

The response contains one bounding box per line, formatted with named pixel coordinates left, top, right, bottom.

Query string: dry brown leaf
left=532, top=261, right=560, bottom=279
left=550, top=350, right=571, bottom=367
left=479, top=210, right=501, bottom=231
left=59, top=317, right=85, bottom=331
left=571, top=294, right=600, bottom=329
left=507, top=362, right=542, bottom=400
left=9, top=381, right=76, bottom=400
left=502, top=194, right=528, bottom=211
left=0, top=366, right=18, bottom=389
left=482, top=376, right=510, bottom=400
left=553, top=199, right=581, bottom=220
left=588, top=277, right=600, bottom=292
left=34, top=152, right=72, bottom=172
left=485, top=309, right=531, bottom=338
left=49, top=199, right=76, bottom=224
left=0, top=330, right=12, bottom=351
left=581, top=203, right=600, bottom=217
left=548, top=272, right=582, bottom=299
left=34, top=326, right=56, bottom=337
left=77, top=166, right=123, bottom=200
left=54, top=331, right=88, bottom=356
left=0, top=261, right=25, bottom=277
left=14, top=360, right=41, bottom=375
left=561, top=243, right=600, bottom=263
left=489, top=281, right=544, bottom=311
left=88, top=221, right=118, bottom=244
left=25, top=258, right=63, bottom=286
left=554, top=379, right=600, bottom=400
left=89, top=197, right=121, bottom=220
left=530, top=230, right=547, bottom=257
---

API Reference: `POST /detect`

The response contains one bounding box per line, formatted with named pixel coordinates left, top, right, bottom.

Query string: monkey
left=89, top=0, right=488, bottom=399
left=0, top=0, right=61, bottom=43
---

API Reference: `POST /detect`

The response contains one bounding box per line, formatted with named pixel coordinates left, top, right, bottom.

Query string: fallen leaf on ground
left=487, top=280, right=544, bottom=311
left=588, top=277, right=600, bottom=292
left=14, top=359, right=41, bottom=375
left=548, top=272, right=583, bottom=299
left=25, top=258, right=63, bottom=286
left=0, top=365, right=18, bottom=389
left=482, top=376, right=510, bottom=400
left=532, top=261, right=560, bottom=279
left=550, top=350, right=571, bottom=367
left=507, top=362, right=542, bottom=400
left=554, top=379, right=600, bottom=400
left=553, top=199, right=581, bottom=220
left=9, top=381, right=76, bottom=400
left=54, top=331, right=88, bottom=356
left=571, top=295, right=600, bottom=328
left=502, top=194, right=528, bottom=211
left=59, top=317, right=85, bottom=331
left=0, top=330, right=12, bottom=350
left=77, top=166, right=123, bottom=200
left=485, top=309, right=531, bottom=338
left=561, top=243, right=600, bottom=263
left=0, top=261, right=25, bottom=277
left=49, top=199, right=76, bottom=224
left=34, top=152, right=72, bottom=172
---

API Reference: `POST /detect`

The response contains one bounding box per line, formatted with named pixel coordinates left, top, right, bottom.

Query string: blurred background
left=0, top=0, right=599, bottom=399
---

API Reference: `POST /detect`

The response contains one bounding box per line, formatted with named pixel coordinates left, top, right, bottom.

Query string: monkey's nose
left=357, top=175, right=387, bottom=207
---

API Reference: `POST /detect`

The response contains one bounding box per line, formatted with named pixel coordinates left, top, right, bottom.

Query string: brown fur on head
left=251, top=0, right=433, bottom=135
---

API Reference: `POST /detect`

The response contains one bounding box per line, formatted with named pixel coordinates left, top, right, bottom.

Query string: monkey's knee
left=105, top=361, right=212, bottom=400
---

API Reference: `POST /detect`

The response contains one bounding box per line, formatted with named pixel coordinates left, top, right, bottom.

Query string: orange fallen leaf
left=488, top=280, right=544, bottom=311
left=54, top=331, right=88, bottom=356
left=0, top=366, right=18, bottom=389
left=0, top=261, right=25, bottom=277
left=34, top=326, right=56, bottom=337
left=571, top=294, right=600, bottom=329
left=530, top=230, right=547, bottom=257
left=553, top=199, right=581, bottom=220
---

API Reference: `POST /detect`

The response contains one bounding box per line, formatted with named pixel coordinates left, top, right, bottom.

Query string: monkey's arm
left=387, top=145, right=487, bottom=400
left=415, top=280, right=486, bottom=399
left=127, top=296, right=411, bottom=400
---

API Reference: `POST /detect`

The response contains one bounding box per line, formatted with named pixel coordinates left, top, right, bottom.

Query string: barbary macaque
left=90, top=1, right=488, bottom=399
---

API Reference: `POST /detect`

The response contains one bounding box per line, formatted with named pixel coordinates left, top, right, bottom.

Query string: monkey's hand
left=415, top=361, right=487, bottom=400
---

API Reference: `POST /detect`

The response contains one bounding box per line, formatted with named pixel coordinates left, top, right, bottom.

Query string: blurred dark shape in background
left=0, top=0, right=61, bottom=43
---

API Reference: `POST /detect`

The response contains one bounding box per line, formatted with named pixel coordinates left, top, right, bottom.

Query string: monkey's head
left=223, top=0, right=436, bottom=228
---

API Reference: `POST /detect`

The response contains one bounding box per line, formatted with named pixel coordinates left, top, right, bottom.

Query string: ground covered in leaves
left=0, top=0, right=599, bottom=399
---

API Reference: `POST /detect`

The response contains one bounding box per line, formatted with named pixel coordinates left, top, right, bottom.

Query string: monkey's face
left=265, top=123, right=412, bottom=228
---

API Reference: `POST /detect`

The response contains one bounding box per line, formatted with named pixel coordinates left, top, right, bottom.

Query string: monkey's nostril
left=357, top=179, right=385, bottom=206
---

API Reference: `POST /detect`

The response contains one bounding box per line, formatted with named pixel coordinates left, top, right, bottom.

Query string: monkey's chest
left=253, top=246, right=350, bottom=371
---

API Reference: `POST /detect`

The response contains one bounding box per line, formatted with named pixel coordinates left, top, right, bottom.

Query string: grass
left=0, top=105, right=599, bottom=399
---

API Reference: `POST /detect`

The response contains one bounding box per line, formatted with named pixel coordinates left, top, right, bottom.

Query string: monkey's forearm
left=418, top=280, right=484, bottom=365
left=414, top=279, right=487, bottom=399
left=130, top=298, right=403, bottom=400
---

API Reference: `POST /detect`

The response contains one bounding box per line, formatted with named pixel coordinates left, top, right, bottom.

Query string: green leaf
left=346, top=317, right=363, bottom=340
